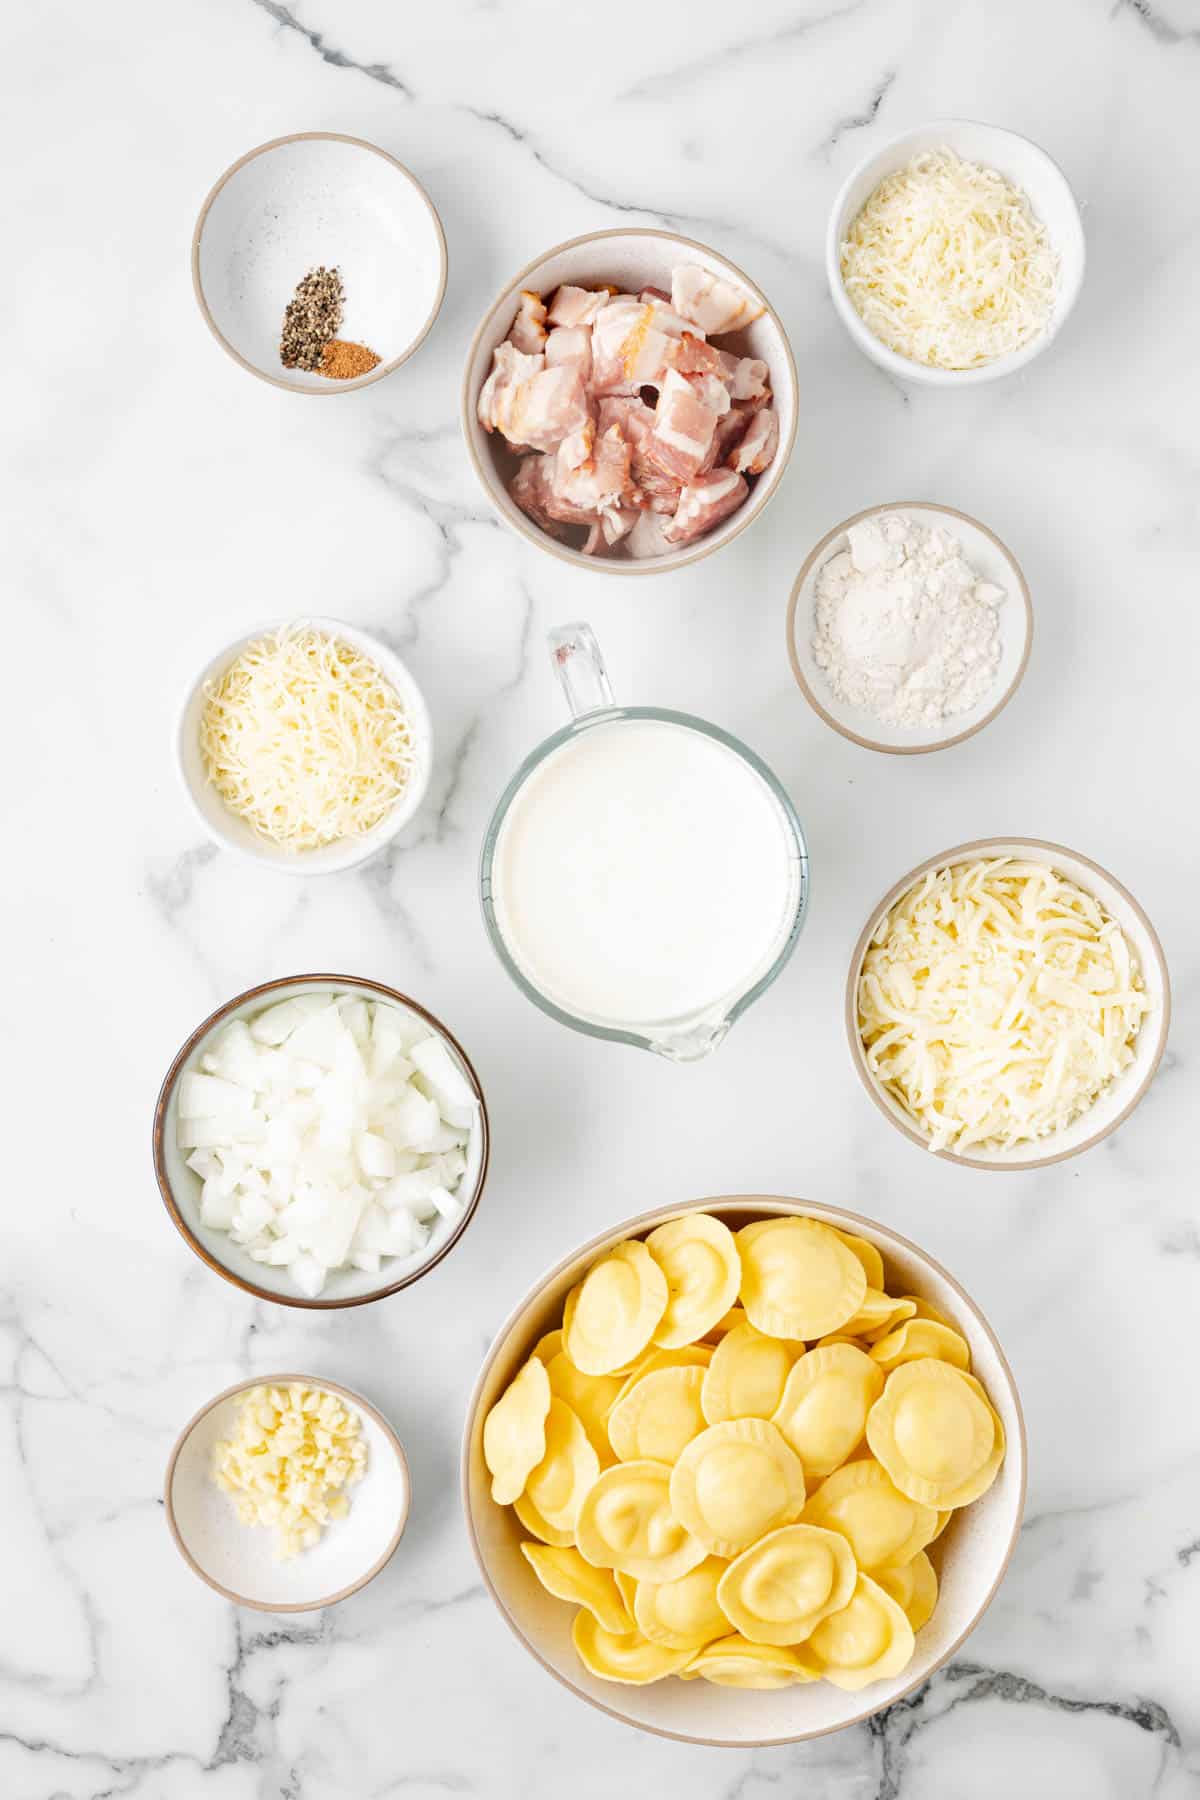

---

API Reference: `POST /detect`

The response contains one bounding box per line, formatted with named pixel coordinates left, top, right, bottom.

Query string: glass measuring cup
left=479, top=623, right=810, bottom=1062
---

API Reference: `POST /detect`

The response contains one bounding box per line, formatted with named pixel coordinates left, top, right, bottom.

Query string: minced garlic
left=211, top=1383, right=368, bottom=1559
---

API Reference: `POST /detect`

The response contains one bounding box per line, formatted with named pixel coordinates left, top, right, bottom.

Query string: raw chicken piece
left=626, top=509, right=676, bottom=559
left=648, top=368, right=725, bottom=480
left=545, top=325, right=592, bottom=381
left=479, top=341, right=591, bottom=453
left=547, top=284, right=613, bottom=327
left=598, top=396, right=682, bottom=513
left=729, top=406, right=779, bottom=475
left=478, top=341, right=545, bottom=435
left=591, top=301, right=674, bottom=394
left=509, top=291, right=547, bottom=354
left=552, top=420, right=633, bottom=516
left=663, top=469, right=749, bottom=544
left=671, top=265, right=765, bottom=335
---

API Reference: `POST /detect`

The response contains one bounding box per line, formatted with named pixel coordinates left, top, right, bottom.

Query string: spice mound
left=279, top=266, right=381, bottom=380
left=211, top=1383, right=368, bottom=1559
left=812, top=513, right=1005, bottom=729
left=199, top=625, right=416, bottom=851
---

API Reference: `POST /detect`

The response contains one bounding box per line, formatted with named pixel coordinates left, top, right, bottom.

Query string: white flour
left=811, top=513, right=1005, bottom=728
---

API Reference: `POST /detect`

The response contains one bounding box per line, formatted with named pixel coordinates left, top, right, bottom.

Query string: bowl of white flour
left=786, top=503, right=1032, bottom=754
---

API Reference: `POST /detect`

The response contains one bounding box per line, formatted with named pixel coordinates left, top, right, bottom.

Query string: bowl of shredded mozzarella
left=177, top=616, right=432, bottom=872
left=827, top=121, right=1085, bottom=386
left=846, top=841, right=1169, bottom=1168
left=154, top=976, right=490, bottom=1304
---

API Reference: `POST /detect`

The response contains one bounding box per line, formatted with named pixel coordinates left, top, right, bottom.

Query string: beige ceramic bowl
left=165, top=1373, right=410, bottom=1610
left=153, top=975, right=490, bottom=1308
left=462, top=1195, right=1025, bottom=1746
left=461, top=228, right=798, bottom=575
left=848, top=839, right=1171, bottom=1169
left=787, top=502, right=1033, bottom=754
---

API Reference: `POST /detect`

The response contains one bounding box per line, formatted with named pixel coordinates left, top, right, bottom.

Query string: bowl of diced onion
left=153, top=975, right=490, bottom=1306
left=175, top=616, right=433, bottom=873
left=846, top=839, right=1170, bottom=1169
left=826, top=120, right=1086, bottom=387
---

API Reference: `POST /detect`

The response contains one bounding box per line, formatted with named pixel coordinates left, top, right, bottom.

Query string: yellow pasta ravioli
left=701, top=1321, right=797, bottom=1426
left=869, top=1319, right=971, bottom=1374
left=646, top=1213, right=742, bottom=1348
left=572, top=1611, right=693, bottom=1684
left=717, top=1524, right=857, bottom=1646
left=544, top=1352, right=622, bottom=1464
left=802, top=1458, right=936, bottom=1571
left=524, top=1398, right=600, bottom=1534
left=875, top=1549, right=938, bottom=1633
left=520, top=1542, right=632, bottom=1634
left=867, top=1359, right=1001, bottom=1508
left=737, top=1217, right=867, bottom=1340
left=683, top=1634, right=821, bottom=1688
left=483, top=1356, right=552, bottom=1505
left=633, top=1555, right=728, bottom=1650
left=607, top=1365, right=707, bottom=1465
left=807, top=1572, right=915, bottom=1691
left=772, top=1343, right=884, bottom=1478
left=670, top=1419, right=805, bottom=1557
left=564, top=1240, right=669, bottom=1375
left=575, top=1460, right=707, bottom=1583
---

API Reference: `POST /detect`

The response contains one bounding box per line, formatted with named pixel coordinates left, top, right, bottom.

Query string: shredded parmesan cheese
left=211, top=1383, right=368, bottom=1559
left=200, top=627, right=415, bottom=851
left=841, top=148, right=1059, bottom=371
left=858, top=859, right=1151, bottom=1153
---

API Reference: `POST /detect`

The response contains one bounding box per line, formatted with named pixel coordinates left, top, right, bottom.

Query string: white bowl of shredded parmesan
left=846, top=841, right=1170, bottom=1169
left=177, top=617, right=432, bottom=872
left=827, top=121, right=1085, bottom=385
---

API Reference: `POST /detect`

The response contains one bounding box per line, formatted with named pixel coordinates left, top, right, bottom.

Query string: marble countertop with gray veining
left=3, top=0, right=1199, bottom=1794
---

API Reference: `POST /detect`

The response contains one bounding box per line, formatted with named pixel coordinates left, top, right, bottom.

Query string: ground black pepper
left=280, top=266, right=344, bottom=372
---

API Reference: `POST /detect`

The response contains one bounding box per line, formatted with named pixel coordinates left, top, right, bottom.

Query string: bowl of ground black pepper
left=192, top=133, right=447, bottom=394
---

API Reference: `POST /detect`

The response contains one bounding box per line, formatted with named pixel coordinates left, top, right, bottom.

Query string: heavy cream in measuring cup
left=490, top=718, right=799, bottom=1031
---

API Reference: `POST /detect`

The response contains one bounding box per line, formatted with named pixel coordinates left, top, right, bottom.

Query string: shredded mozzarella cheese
left=211, top=1383, right=368, bottom=1559
left=841, top=148, right=1059, bottom=370
left=857, top=859, right=1151, bottom=1153
left=200, top=627, right=415, bottom=851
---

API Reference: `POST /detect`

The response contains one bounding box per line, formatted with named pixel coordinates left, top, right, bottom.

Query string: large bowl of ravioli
left=461, top=1197, right=1025, bottom=1746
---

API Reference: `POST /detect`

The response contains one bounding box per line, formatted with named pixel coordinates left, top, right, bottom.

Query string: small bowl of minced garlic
left=176, top=616, right=433, bottom=873
left=786, top=502, right=1032, bottom=755
left=165, top=1375, right=411, bottom=1609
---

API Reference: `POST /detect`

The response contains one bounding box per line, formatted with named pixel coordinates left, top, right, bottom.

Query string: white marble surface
left=3, top=0, right=1198, bottom=1793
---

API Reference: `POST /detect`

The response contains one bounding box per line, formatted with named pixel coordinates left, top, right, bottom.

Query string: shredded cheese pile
left=841, top=148, right=1060, bottom=370
left=858, top=859, right=1151, bottom=1153
left=200, top=627, right=415, bottom=851
left=211, top=1383, right=368, bottom=1559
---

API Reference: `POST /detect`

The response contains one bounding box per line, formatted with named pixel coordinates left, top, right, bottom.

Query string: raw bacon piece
left=701, top=402, right=755, bottom=472
left=509, top=291, right=547, bottom=354
left=552, top=420, right=633, bottom=516
left=626, top=509, right=676, bottom=559
left=478, top=341, right=545, bottom=435
left=729, top=406, right=779, bottom=475
left=545, top=325, right=592, bottom=381
left=598, top=396, right=682, bottom=513
left=669, top=335, right=769, bottom=402
left=583, top=506, right=640, bottom=555
left=648, top=368, right=724, bottom=480
left=591, top=301, right=674, bottom=395
left=480, top=341, right=591, bottom=453
left=671, top=265, right=765, bottom=336
left=510, top=456, right=572, bottom=538
left=547, top=284, right=613, bottom=328
left=663, top=469, right=749, bottom=544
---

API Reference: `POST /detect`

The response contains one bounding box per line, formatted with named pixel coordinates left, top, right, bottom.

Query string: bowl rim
left=459, top=225, right=799, bottom=576
left=460, top=1192, right=1028, bottom=1747
left=152, top=974, right=491, bottom=1307
left=164, top=1372, right=411, bottom=1611
left=845, top=838, right=1172, bottom=1169
left=191, top=130, right=449, bottom=395
left=785, top=501, right=1034, bottom=754
left=173, top=613, right=434, bottom=874
left=825, top=117, right=1086, bottom=388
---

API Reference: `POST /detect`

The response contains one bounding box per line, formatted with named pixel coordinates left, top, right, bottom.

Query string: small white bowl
left=463, top=1196, right=1025, bottom=1746
left=462, top=228, right=798, bottom=575
left=847, top=839, right=1171, bottom=1169
left=786, top=502, right=1033, bottom=754
left=166, top=1374, right=410, bottom=1610
left=827, top=120, right=1085, bottom=387
left=193, top=132, right=447, bottom=394
left=176, top=615, right=433, bottom=875
left=153, top=975, right=490, bottom=1308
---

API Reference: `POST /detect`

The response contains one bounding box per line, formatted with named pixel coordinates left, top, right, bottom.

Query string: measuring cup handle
left=548, top=622, right=615, bottom=720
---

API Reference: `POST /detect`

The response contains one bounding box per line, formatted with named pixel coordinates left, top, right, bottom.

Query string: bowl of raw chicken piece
left=462, top=229, right=798, bottom=573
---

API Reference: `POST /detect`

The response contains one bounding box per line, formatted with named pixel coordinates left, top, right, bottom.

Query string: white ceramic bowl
left=827, top=120, right=1085, bottom=387
left=193, top=132, right=447, bottom=394
left=166, top=1374, right=410, bottom=1610
left=462, top=228, right=798, bottom=575
left=786, top=502, right=1033, bottom=754
left=462, top=1195, right=1026, bottom=1747
left=847, top=839, right=1171, bottom=1169
left=176, top=615, right=433, bottom=874
left=153, top=975, right=490, bottom=1307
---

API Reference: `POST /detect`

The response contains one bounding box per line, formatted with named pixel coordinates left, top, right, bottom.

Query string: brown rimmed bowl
left=786, top=503, right=1033, bottom=754
left=847, top=839, right=1171, bottom=1168
left=461, top=228, right=798, bottom=575
left=461, top=1194, right=1026, bottom=1746
left=153, top=975, right=490, bottom=1307
left=193, top=132, right=448, bottom=394
left=165, top=1374, right=410, bottom=1611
